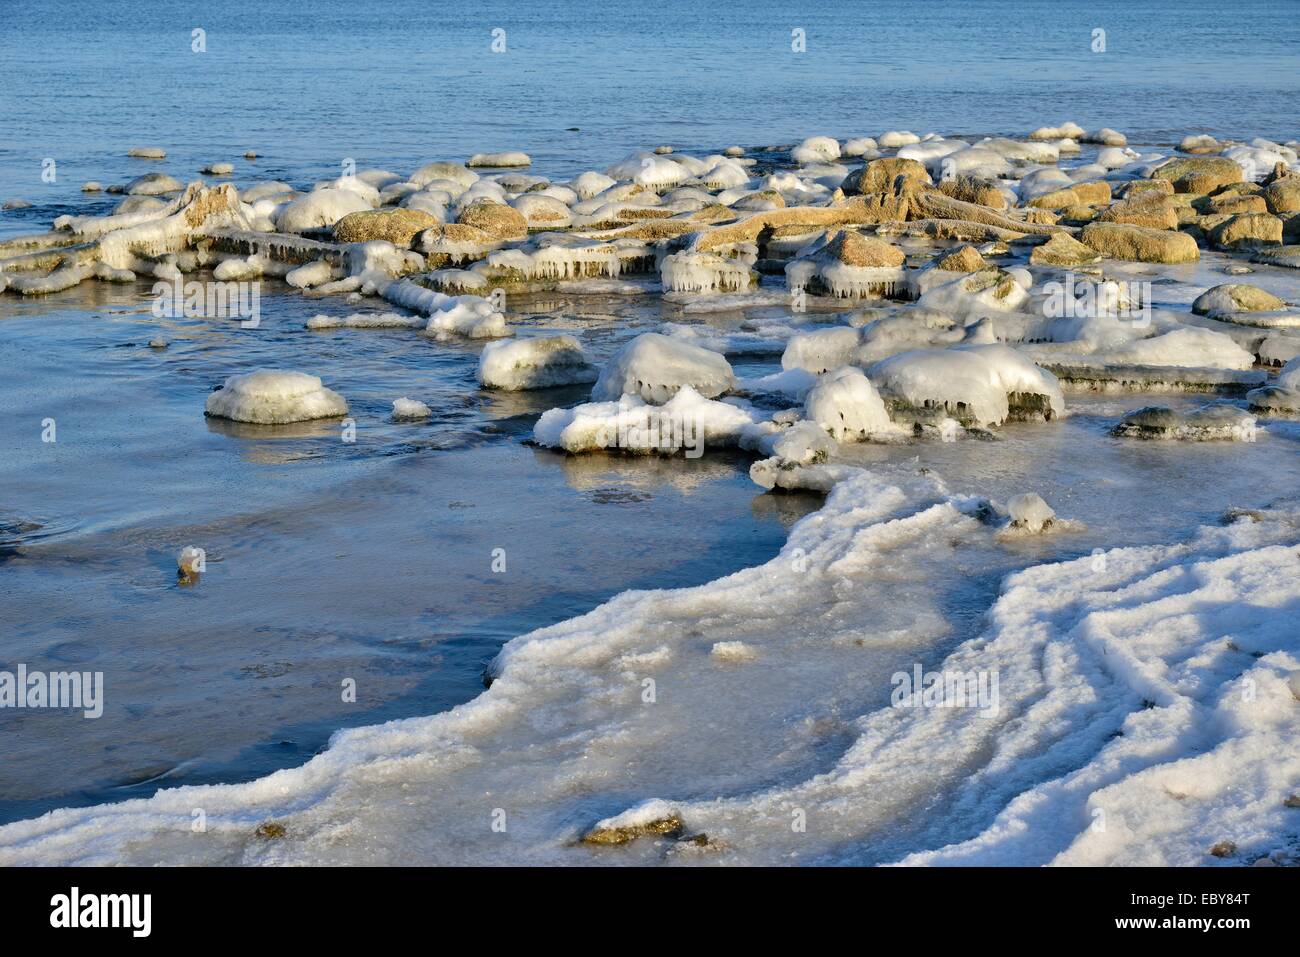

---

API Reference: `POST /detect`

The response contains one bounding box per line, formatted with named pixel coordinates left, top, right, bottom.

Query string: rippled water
left=2, top=0, right=1299, bottom=227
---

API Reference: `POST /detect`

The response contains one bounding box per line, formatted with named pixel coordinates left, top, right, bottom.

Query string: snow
left=591, top=333, right=735, bottom=403
left=868, top=344, right=1066, bottom=426
left=203, top=370, right=348, bottom=424
left=533, top=386, right=759, bottom=455
left=803, top=367, right=897, bottom=441
left=7, top=467, right=1294, bottom=866
left=477, top=335, right=598, bottom=390
left=391, top=397, right=431, bottom=420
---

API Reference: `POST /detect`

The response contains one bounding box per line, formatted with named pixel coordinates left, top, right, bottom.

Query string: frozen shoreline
left=0, top=464, right=1295, bottom=866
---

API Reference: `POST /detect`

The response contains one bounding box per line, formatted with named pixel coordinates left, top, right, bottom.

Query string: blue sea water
left=1, top=0, right=1298, bottom=219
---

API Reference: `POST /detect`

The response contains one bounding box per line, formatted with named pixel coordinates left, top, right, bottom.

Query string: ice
left=591, top=333, right=736, bottom=402
left=1, top=464, right=1296, bottom=866
left=1006, top=492, right=1056, bottom=532
left=275, top=188, right=372, bottom=234
left=868, top=344, right=1065, bottom=426
left=306, top=312, right=423, bottom=330
left=203, top=370, right=349, bottom=425
left=1112, top=403, right=1258, bottom=441
left=803, top=367, right=898, bottom=441
left=660, top=250, right=757, bottom=294
left=533, top=386, right=759, bottom=454
left=373, top=279, right=508, bottom=339
left=391, top=397, right=431, bottom=420
left=478, top=335, right=598, bottom=390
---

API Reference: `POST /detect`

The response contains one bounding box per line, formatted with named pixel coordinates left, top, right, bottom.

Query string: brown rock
left=333, top=208, right=441, bottom=246
left=1079, top=222, right=1200, bottom=263
left=456, top=199, right=528, bottom=240
left=1151, top=156, right=1243, bottom=194
left=843, top=156, right=932, bottom=195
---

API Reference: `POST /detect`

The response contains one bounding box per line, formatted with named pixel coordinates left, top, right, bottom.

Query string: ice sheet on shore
left=1, top=469, right=1295, bottom=867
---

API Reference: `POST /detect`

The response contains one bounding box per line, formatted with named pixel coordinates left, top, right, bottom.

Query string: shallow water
left=0, top=285, right=821, bottom=822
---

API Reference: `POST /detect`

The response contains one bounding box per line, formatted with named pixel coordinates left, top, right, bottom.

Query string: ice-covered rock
left=204, top=370, right=348, bottom=424
left=784, top=230, right=909, bottom=300
left=1191, top=284, right=1288, bottom=318
left=478, top=335, right=598, bottom=390
left=781, top=326, right=862, bottom=375
left=804, top=367, right=896, bottom=441
left=1006, top=492, right=1056, bottom=532
left=276, top=188, right=372, bottom=234
left=533, top=386, right=757, bottom=454
left=659, top=250, right=757, bottom=294
left=868, top=344, right=1065, bottom=426
left=467, top=151, right=531, bottom=168
left=1247, top=357, right=1300, bottom=415
left=391, top=397, right=431, bottom=420
left=591, top=333, right=735, bottom=403
left=1112, top=403, right=1257, bottom=441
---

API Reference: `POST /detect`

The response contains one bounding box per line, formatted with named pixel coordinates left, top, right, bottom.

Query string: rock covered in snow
left=803, top=367, right=895, bottom=441
left=868, top=344, right=1065, bottom=427
left=391, top=397, right=431, bottom=420
left=478, top=335, right=598, bottom=390
left=1112, top=403, right=1257, bottom=441
left=591, top=333, right=735, bottom=403
left=204, top=370, right=348, bottom=424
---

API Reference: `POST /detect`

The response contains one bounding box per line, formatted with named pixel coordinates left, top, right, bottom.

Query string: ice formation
left=591, top=333, right=736, bottom=403
left=803, top=367, right=897, bottom=441
left=5, top=468, right=1295, bottom=866
left=386, top=398, right=429, bottom=421
left=1005, top=492, right=1056, bottom=532
left=478, top=336, right=598, bottom=390
left=868, top=344, right=1065, bottom=426
left=533, top=386, right=759, bottom=454
left=204, top=370, right=349, bottom=425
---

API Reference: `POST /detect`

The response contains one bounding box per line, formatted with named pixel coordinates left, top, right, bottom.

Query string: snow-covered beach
left=2, top=111, right=1299, bottom=866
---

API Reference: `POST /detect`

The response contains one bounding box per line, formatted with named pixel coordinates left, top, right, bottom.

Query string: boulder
left=333, top=208, right=441, bottom=245
left=1078, top=222, right=1200, bottom=263
left=1151, top=156, right=1242, bottom=194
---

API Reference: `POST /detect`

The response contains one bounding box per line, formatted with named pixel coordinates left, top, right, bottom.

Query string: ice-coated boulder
left=204, top=370, right=348, bottom=424
left=591, top=333, right=735, bottom=403
left=478, top=335, right=598, bottom=390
